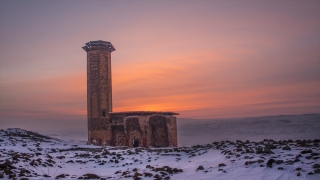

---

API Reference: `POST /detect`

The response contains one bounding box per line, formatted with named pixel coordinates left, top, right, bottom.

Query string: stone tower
left=82, top=40, right=115, bottom=144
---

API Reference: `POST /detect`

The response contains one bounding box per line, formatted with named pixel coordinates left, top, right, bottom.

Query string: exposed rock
left=266, top=159, right=275, bottom=168
left=248, top=159, right=260, bottom=165
left=155, top=167, right=165, bottom=172
left=301, top=149, right=313, bottom=154
left=173, top=168, right=182, bottom=173
left=133, top=172, right=142, bottom=178
left=121, top=171, right=130, bottom=176
left=82, top=173, right=100, bottom=179
left=144, top=172, right=153, bottom=177
left=256, top=146, right=263, bottom=154
left=282, top=146, right=291, bottom=150
left=154, top=174, right=161, bottom=180
left=0, top=161, right=11, bottom=169
left=160, top=171, right=167, bottom=176
left=56, top=174, right=67, bottom=179
left=8, top=173, right=16, bottom=178
left=257, top=159, right=264, bottom=164
left=132, top=168, right=138, bottom=172
left=313, top=164, right=320, bottom=168
left=306, top=156, right=313, bottom=160
left=197, top=165, right=204, bottom=171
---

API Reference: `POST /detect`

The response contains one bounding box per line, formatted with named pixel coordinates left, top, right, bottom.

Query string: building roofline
left=82, top=40, right=115, bottom=52
left=110, top=111, right=179, bottom=116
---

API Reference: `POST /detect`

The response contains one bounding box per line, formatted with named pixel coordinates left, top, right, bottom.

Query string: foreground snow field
left=0, top=128, right=319, bottom=180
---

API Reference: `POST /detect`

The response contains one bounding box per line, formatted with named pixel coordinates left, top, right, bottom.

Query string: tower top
left=82, top=40, right=115, bottom=52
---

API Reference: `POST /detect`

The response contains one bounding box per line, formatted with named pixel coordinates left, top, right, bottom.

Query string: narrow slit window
left=103, top=111, right=105, bottom=117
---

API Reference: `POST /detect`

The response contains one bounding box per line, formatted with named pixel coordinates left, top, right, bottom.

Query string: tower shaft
left=83, top=40, right=115, bottom=145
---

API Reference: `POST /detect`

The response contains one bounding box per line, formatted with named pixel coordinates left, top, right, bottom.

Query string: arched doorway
left=126, top=117, right=142, bottom=148
left=149, top=115, right=169, bottom=147
left=130, top=130, right=142, bottom=147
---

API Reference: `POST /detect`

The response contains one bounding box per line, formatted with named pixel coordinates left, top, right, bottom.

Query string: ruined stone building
left=82, top=40, right=178, bottom=147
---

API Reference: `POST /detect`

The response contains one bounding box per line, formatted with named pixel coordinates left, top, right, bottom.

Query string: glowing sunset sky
left=0, top=0, right=319, bottom=122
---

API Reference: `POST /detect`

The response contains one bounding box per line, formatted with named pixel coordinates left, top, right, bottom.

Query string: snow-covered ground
left=1, top=114, right=319, bottom=179
left=0, top=127, right=319, bottom=179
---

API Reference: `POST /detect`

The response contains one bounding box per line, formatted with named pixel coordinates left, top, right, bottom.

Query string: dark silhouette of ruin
left=82, top=40, right=178, bottom=147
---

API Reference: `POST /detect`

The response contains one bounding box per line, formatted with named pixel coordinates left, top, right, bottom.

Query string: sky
left=0, top=0, right=320, bottom=125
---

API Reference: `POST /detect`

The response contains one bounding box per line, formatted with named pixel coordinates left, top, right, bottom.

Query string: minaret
left=82, top=40, right=115, bottom=145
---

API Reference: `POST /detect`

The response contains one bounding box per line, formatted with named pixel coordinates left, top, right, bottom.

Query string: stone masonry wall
left=87, top=114, right=178, bottom=147
left=85, top=45, right=113, bottom=145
